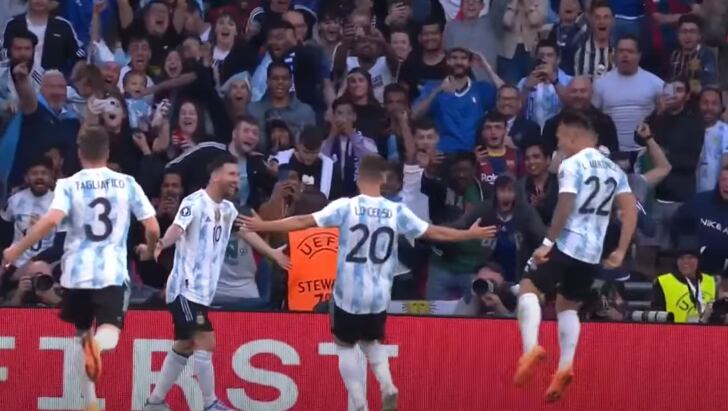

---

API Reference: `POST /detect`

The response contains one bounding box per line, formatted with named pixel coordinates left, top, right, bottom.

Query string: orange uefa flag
left=287, top=228, right=339, bottom=311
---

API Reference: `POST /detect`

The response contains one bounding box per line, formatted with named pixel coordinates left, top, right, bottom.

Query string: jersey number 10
left=345, top=224, right=395, bottom=264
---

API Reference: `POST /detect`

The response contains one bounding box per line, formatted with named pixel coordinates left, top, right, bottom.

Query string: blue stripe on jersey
left=192, top=219, right=210, bottom=293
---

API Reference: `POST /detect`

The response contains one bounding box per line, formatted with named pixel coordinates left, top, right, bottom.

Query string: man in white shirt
left=592, top=34, right=664, bottom=152
left=696, top=87, right=728, bottom=192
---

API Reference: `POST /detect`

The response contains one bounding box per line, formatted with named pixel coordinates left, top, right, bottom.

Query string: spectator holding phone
left=518, top=40, right=572, bottom=129
left=474, top=111, right=524, bottom=186
left=493, top=0, right=549, bottom=84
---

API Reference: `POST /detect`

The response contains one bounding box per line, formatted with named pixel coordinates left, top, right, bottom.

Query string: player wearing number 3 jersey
left=513, top=111, right=637, bottom=404
left=2, top=127, right=161, bottom=411
left=241, top=154, right=498, bottom=411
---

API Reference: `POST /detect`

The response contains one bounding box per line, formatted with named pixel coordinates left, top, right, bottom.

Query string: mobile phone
left=663, top=83, right=675, bottom=98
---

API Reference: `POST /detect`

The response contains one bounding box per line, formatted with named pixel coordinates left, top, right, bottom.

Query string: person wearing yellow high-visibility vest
left=651, top=243, right=717, bottom=323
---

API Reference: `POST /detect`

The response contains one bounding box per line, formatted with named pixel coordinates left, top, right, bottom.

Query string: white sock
left=359, top=341, right=396, bottom=396
left=557, top=310, right=581, bottom=370
left=74, top=337, right=97, bottom=407
left=148, top=349, right=189, bottom=404
left=192, top=350, right=217, bottom=408
left=517, top=293, right=542, bottom=353
left=337, top=345, right=367, bottom=409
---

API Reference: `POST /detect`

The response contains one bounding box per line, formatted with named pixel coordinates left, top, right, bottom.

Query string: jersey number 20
left=578, top=176, right=617, bottom=216
left=345, top=224, right=395, bottom=264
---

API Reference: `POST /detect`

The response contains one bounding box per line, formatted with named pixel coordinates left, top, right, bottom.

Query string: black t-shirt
left=288, top=155, right=323, bottom=191
left=399, top=52, right=449, bottom=99
left=354, top=104, right=387, bottom=142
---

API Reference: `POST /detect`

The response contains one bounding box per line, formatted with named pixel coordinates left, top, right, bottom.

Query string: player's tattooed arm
left=545, top=193, right=576, bottom=243
left=156, top=224, right=185, bottom=254
left=2, top=210, right=64, bottom=266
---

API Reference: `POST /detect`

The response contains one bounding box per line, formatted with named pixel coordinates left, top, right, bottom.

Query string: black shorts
left=168, top=295, right=213, bottom=341
left=330, top=303, right=387, bottom=345
left=59, top=286, right=127, bottom=330
left=523, top=247, right=598, bottom=302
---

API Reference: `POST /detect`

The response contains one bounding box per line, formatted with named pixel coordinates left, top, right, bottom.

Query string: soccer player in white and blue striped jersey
left=241, top=154, right=497, bottom=411
left=2, top=127, right=160, bottom=411
left=143, top=154, right=289, bottom=411
left=513, top=111, right=637, bottom=403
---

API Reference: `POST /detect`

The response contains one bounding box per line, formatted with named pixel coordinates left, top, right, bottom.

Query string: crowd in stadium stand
left=0, top=0, right=727, bottom=324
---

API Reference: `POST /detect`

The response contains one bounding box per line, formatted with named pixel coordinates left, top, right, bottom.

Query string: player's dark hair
left=267, top=60, right=292, bottom=78
left=589, top=0, right=613, bottom=14
left=299, top=126, right=324, bottom=150
left=332, top=96, right=355, bottom=112
left=8, top=28, right=38, bottom=48
left=523, top=141, right=552, bottom=158
left=536, top=39, right=560, bottom=57
left=26, top=156, right=54, bottom=173
left=617, top=33, right=641, bottom=52
left=234, top=114, right=259, bottom=130
left=677, top=13, right=703, bottom=32
left=412, top=117, right=437, bottom=133
left=483, top=110, right=508, bottom=125
left=358, top=154, right=388, bottom=182
left=557, top=109, right=595, bottom=134
left=78, top=126, right=110, bottom=162
left=208, top=153, right=238, bottom=173
left=383, top=83, right=408, bottom=99
left=700, top=86, right=724, bottom=106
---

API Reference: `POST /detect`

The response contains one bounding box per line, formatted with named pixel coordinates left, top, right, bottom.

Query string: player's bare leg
left=514, top=279, right=546, bottom=387
left=77, top=324, right=120, bottom=410
left=144, top=340, right=193, bottom=411
left=545, top=293, right=581, bottom=403
left=335, top=337, right=368, bottom=411
left=359, top=340, right=398, bottom=411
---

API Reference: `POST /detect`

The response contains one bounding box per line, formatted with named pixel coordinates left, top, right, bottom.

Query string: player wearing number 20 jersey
left=556, top=147, right=631, bottom=264
left=313, top=195, right=429, bottom=315
left=50, top=167, right=156, bottom=288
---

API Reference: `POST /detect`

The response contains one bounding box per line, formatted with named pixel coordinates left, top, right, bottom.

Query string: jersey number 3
left=84, top=197, right=113, bottom=242
left=345, top=224, right=395, bottom=264
left=578, top=176, right=617, bottom=216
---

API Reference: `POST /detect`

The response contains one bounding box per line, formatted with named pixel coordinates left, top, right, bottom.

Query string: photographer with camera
left=3, top=260, right=61, bottom=307
left=454, top=262, right=517, bottom=317
left=651, top=237, right=717, bottom=323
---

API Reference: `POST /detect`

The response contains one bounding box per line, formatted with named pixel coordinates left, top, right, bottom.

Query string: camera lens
left=472, top=279, right=495, bottom=296
left=33, top=274, right=55, bottom=292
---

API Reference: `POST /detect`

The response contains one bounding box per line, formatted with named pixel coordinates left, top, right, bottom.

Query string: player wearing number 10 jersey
left=513, top=111, right=637, bottom=403
left=2, top=127, right=160, bottom=411
left=241, top=154, right=497, bottom=411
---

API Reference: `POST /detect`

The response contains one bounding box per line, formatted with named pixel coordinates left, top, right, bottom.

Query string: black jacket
left=542, top=106, right=619, bottom=154
left=451, top=195, right=547, bottom=281
left=648, top=108, right=705, bottom=202
left=3, top=14, right=85, bottom=72
left=509, top=116, right=542, bottom=151
left=166, top=143, right=275, bottom=209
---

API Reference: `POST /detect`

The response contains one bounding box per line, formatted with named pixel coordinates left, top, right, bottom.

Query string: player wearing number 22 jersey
left=513, top=112, right=637, bottom=405
left=241, top=154, right=497, bottom=411
left=2, top=128, right=161, bottom=411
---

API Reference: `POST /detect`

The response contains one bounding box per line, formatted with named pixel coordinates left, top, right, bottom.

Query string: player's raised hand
left=602, top=249, right=625, bottom=269
left=2, top=246, right=21, bottom=268
left=468, top=218, right=498, bottom=240
left=270, top=247, right=292, bottom=271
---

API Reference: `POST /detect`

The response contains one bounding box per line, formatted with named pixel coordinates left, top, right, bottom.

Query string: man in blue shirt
left=413, top=47, right=496, bottom=153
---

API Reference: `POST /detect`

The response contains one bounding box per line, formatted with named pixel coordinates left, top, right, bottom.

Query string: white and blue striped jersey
left=49, top=167, right=155, bottom=289
left=166, top=190, right=238, bottom=307
left=313, top=195, right=429, bottom=314
left=0, top=188, right=56, bottom=266
left=556, top=148, right=631, bottom=264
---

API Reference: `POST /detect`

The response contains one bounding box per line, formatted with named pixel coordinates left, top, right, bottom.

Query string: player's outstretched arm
left=138, top=217, right=161, bottom=261
left=239, top=210, right=316, bottom=233
left=153, top=224, right=185, bottom=261
left=238, top=230, right=292, bottom=270
left=421, top=219, right=498, bottom=242
left=2, top=210, right=64, bottom=266
left=604, top=192, right=638, bottom=269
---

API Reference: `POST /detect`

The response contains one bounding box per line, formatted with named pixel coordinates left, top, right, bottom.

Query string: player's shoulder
left=181, top=189, right=205, bottom=203
left=221, top=199, right=237, bottom=213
